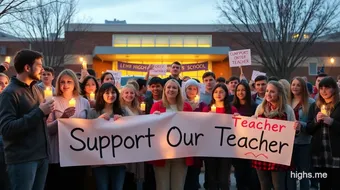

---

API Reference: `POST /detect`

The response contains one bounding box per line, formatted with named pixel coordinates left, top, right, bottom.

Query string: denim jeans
left=287, top=144, right=311, bottom=190
left=7, top=158, right=49, bottom=190
left=256, top=170, right=286, bottom=190
left=93, top=165, right=126, bottom=190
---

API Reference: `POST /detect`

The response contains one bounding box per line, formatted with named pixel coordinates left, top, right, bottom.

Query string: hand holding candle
left=211, top=104, right=216, bottom=112
left=5, top=56, right=11, bottom=63
left=69, top=98, right=76, bottom=107
left=321, top=105, right=329, bottom=116
left=82, top=61, right=87, bottom=70
left=194, top=95, right=199, bottom=103
left=44, top=87, right=53, bottom=101
left=90, top=92, right=95, bottom=101
left=140, top=102, right=146, bottom=111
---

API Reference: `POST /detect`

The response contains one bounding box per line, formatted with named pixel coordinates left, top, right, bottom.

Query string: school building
left=1, top=22, right=340, bottom=82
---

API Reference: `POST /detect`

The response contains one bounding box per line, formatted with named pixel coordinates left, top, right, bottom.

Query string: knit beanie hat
left=183, top=79, right=200, bottom=100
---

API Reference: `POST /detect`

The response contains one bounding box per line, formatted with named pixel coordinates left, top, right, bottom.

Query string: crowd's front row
left=0, top=50, right=340, bottom=190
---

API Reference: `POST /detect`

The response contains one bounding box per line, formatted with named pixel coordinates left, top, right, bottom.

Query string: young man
left=37, top=66, right=55, bottom=95
left=200, top=71, right=216, bottom=105
left=0, top=49, right=54, bottom=190
left=252, top=75, right=268, bottom=104
left=136, top=78, right=148, bottom=103
left=216, top=77, right=226, bottom=84
left=228, top=76, right=240, bottom=102
left=312, top=73, right=328, bottom=100
left=143, top=76, right=163, bottom=190
left=162, top=61, right=183, bottom=86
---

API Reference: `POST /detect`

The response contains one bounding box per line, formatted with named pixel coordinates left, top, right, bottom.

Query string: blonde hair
left=279, top=79, right=291, bottom=105
left=127, top=80, right=140, bottom=91
left=261, top=81, right=287, bottom=117
left=120, top=84, right=141, bottom=114
left=162, top=79, right=184, bottom=111
left=0, top=73, right=9, bottom=82
left=55, top=69, right=81, bottom=96
left=290, top=77, right=310, bottom=115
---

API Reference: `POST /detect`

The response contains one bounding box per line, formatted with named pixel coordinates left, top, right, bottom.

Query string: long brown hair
left=162, top=79, right=184, bottom=111
left=260, top=81, right=287, bottom=117
left=316, top=77, right=340, bottom=110
left=290, top=77, right=310, bottom=115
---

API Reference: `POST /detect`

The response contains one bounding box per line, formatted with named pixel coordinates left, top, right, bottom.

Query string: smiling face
left=0, top=76, right=9, bottom=94
left=265, top=83, right=279, bottom=103
left=85, top=78, right=97, bottom=94
left=122, top=87, right=136, bottom=103
left=59, top=75, right=75, bottom=95
left=320, top=86, right=334, bottom=101
left=103, top=88, right=117, bottom=104
left=291, top=79, right=302, bottom=96
left=236, top=84, right=247, bottom=100
left=165, top=81, right=179, bottom=99
left=213, top=87, right=227, bottom=102
left=150, top=83, right=163, bottom=97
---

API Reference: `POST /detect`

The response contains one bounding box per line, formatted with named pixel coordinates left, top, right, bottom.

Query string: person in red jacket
left=202, top=83, right=238, bottom=190
left=150, top=79, right=193, bottom=190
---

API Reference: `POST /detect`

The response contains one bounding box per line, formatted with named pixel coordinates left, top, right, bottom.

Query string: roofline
left=67, top=23, right=265, bottom=33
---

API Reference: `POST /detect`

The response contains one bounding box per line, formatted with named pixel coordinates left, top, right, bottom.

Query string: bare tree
left=8, top=0, right=89, bottom=68
left=218, top=0, right=340, bottom=79
left=0, top=0, right=30, bottom=22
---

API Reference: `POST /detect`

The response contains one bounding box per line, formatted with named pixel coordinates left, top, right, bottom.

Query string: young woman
left=287, top=77, right=315, bottom=190
left=232, top=81, right=260, bottom=190
left=120, top=84, right=144, bottom=190
left=252, top=81, right=298, bottom=190
left=279, top=79, right=292, bottom=105
left=87, top=82, right=125, bottom=190
left=0, top=73, right=9, bottom=94
left=306, top=77, right=340, bottom=190
left=81, top=75, right=99, bottom=108
left=150, top=79, right=193, bottom=190
left=202, top=83, right=238, bottom=190
left=182, top=79, right=207, bottom=190
left=100, top=72, right=115, bottom=85
left=45, top=69, right=90, bottom=190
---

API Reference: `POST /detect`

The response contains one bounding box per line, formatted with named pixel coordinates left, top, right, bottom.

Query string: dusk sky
left=77, top=0, right=220, bottom=24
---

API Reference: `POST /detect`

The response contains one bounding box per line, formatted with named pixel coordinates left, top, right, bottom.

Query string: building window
left=127, top=36, right=141, bottom=47
left=309, top=63, right=318, bottom=76
left=112, top=34, right=212, bottom=47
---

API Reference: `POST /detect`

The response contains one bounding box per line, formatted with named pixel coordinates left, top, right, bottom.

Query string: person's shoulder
left=308, top=97, right=315, bottom=104
left=231, top=105, right=238, bottom=113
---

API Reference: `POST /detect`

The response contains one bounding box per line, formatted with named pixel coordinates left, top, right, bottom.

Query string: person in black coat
left=306, top=76, right=340, bottom=190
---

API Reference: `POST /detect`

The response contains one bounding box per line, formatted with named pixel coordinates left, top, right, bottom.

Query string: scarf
left=187, top=99, right=199, bottom=110
left=263, top=103, right=281, bottom=119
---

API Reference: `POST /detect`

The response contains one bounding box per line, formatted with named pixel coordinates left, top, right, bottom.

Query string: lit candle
left=90, top=92, right=95, bottom=101
left=140, top=102, right=146, bottom=111
left=79, top=57, right=83, bottom=62
left=82, top=61, right=87, bottom=70
left=44, top=87, right=53, bottom=101
left=5, top=56, right=10, bottom=63
left=194, top=95, right=200, bottom=103
left=69, top=98, right=76, bottom=107
left=211, top=104, right=216, bottom=112
left=321, top=105, right=328, bottom=115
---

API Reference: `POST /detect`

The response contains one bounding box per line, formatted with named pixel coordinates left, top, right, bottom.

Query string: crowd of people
left=0, top=49, right=340, bottom=190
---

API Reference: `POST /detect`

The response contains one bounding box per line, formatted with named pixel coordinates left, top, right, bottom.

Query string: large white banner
left=58, top=112, right=295, bottom=167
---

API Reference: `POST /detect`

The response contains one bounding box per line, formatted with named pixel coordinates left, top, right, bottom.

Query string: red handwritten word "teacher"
left=233, top=117, right=287, bottom=132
